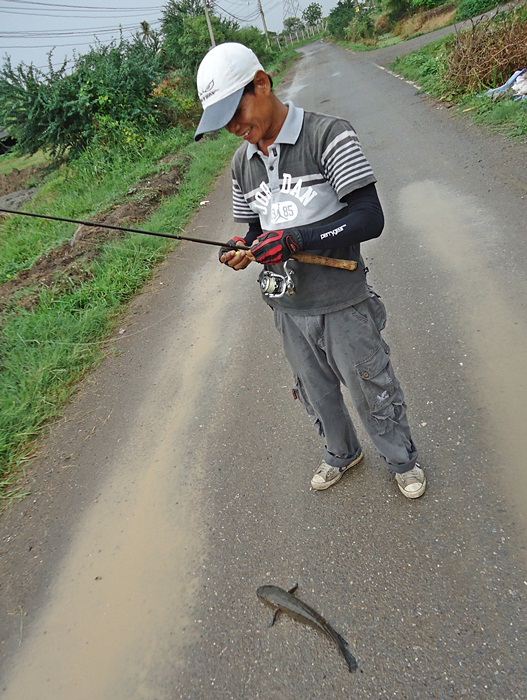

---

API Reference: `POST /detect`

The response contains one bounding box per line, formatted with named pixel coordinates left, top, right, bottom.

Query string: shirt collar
left=246, top=102, right=304, bottom=160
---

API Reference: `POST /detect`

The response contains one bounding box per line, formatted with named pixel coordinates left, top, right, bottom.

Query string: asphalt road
left=1, top=38, right=527, bottom=699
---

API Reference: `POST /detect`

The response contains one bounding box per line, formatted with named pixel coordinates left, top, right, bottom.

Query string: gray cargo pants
left=273, top=291, right=418, bottom=474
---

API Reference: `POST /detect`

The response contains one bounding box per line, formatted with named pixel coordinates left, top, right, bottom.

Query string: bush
left=327, top=0, right=359, bottom=38
left=445, top=5, right=527, bottom=94
left=411, top=0, right=445, bottom=9
left=345, top=8, right=378, bottom=43
left=384, top=0, right=412, bottom=23
left=0, top=37, right=166, bottom=161
left=455, top=0, right=500, bottom=21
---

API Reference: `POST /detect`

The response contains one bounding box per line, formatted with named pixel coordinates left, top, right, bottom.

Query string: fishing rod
left=0, top=207, right=357, bottom=272
left=0, top=207, right=246, bottom=250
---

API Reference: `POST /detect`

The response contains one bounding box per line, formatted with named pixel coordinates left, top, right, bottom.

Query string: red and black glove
left=250, top=229, right=303, bottom=264
left=218, top=236, right=246, bottom=264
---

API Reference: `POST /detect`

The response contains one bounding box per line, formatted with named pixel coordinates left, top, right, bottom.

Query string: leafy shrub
left=151, top=72, right=201, bottom=128
left=327, top=0, right=360, bottom=38
left=0, top=37, right=166, bottom=160
left=383, top=0, right=412, bottom=24
left=445, top=5, right=527, bottom=94
left=455, top=0, right=500, bottom=21
left=345, top=8, right=377, bottom=43
left=411, top=0, right=446, bottom=9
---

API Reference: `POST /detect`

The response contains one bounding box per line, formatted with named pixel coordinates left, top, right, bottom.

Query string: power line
left=214, top=2, right=260, bottom=22
left=0, top=8, right=161, bottom=17
left=1, top=22, right=161, bottom=38
left=2, top=0, right=163, bottom=9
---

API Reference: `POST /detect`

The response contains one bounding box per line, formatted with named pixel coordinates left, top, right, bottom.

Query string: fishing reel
left=259, top=260, right=296, bottom=298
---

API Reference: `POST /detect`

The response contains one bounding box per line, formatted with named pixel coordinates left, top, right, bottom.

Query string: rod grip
left=245, top=251, right=357, bottom=271
left=292, top=253, right=358, bottom=270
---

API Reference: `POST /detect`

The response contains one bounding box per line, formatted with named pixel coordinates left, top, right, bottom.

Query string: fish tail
left=343, top=646, right=358, bottom=673
left=335, top=631, right=358, bottom=673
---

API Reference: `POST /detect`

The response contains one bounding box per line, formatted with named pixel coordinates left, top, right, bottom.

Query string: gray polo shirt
left=231, top=103, right=377, bottom=314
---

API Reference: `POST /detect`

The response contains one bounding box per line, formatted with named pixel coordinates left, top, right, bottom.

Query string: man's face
left=225, top=79, right=274, bottom=145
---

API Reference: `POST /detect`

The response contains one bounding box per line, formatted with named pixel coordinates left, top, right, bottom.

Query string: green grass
left=0, top=126, right=239, bottom=500
left=0, top=150, right=49, bottom=176
left=0, top=127, right=224, bottom=284
left=0, top=44, right=299, bottom=501
left=391, top=38, right=450, bottom=95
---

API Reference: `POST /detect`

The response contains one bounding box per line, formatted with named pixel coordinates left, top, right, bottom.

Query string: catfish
left=257, top=583, right=358, bottom=673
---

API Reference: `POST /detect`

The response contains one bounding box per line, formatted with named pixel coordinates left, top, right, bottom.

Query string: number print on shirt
left=272, top=201, right=298, bottom=224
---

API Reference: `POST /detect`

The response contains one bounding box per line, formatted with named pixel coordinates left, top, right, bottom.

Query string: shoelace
left=398, top=467, right=421, bottom=484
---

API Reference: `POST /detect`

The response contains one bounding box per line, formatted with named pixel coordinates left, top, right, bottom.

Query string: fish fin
left=268, top=609, right=281, bottom=628
left=287, top=583, right=299, bottom=595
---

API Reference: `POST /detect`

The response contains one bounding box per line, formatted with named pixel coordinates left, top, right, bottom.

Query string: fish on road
left=257, top=583, right=358, bottom=673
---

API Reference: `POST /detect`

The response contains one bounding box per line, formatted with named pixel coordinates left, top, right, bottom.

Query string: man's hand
left=250, top=229, right=303, bottom=264
left=219, top=236, right=252, bottom=270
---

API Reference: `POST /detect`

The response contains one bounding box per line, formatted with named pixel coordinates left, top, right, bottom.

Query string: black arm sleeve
left=295, top=183, right=384, bottom=250
left=245, top=220, right=263, bottom=245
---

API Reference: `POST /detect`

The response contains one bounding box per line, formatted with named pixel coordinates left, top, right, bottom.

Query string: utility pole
left=256, top=0, right=270, bottom=45
left=203, top=0, right=216, bottom=47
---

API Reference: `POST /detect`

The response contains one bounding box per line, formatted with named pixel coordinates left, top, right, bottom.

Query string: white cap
left=194, top=43, right=264, bottom=141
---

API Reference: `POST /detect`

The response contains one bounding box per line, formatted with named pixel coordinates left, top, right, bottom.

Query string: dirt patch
left=0, top=165, right=45, bottom=197
left=0, top=162, right=185, bottom=312
left=395, top=4, right=457, bottom=37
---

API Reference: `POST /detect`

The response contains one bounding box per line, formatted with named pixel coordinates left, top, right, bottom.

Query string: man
left=194, top=42, right=426, bottom=498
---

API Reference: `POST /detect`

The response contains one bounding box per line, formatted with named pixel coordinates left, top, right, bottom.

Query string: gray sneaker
left=311, top=452, right=363, bottom=491
left=395, top=464, right=426, bottom=499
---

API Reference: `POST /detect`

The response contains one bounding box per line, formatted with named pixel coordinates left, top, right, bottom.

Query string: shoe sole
left=397, top=476, right=427, bottom=499
left=311, top=452, right=364, bottom=491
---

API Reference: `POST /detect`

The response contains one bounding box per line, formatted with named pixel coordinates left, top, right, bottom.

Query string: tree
left=137, top=20, right=160, bottom=50
left=326, top=0, right=357, bottom=38
left=162, top=0, right=229, bottom=71
left=302, top=2, right=323, bottom=27
left=284, top=16, right=305, bottom=33
left=161, top=0, right=277, bottom=76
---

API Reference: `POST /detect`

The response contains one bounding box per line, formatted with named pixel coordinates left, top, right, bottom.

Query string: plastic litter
left=482, top=68, right=527, bottom=100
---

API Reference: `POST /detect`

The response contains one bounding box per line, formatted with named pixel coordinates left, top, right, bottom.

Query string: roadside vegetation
left=0, top=4, right=300, bottom=501
left=326, top=0, right=527, bottom=137
left=390, top=2, right=527, bottom=137
left=0, top=0, right=524, bottom=501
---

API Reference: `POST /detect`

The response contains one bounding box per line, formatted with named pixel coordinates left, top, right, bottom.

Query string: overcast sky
left=1, top=0, right=335, bottom=72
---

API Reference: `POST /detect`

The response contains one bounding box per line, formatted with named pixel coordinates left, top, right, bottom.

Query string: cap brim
left=194, top=86, right=244, bottom=141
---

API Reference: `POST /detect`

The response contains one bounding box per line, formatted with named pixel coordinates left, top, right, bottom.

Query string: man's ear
left=253, top=70, right=271, bottom=95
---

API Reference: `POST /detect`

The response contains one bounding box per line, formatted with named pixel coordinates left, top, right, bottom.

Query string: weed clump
left=444, top=5, right=527, bottom=95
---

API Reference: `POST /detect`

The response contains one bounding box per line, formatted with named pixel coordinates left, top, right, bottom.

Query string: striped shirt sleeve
left=232, top=175, right=258, bottom=222
left=320, top=125, right=375, bottom=199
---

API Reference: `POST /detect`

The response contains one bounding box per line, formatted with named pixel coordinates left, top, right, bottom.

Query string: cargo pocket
left=292, top=375, right=325, bottom=438
left=355, top=346, right=400, bottom=435
left=368, top=290, right=387, bottom=334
